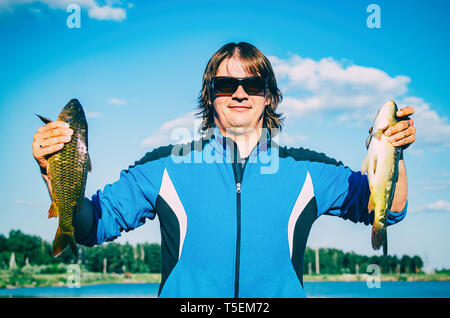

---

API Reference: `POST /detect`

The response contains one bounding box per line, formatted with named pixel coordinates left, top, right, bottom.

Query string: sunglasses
left=212, top=76, right=267, bottom=96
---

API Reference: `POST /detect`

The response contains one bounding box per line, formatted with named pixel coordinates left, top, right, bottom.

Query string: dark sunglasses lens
left=214, top=78, right=238, bottom=94
left=244, top=77, right=266, bottom=94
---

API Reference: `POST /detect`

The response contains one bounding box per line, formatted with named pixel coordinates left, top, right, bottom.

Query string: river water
left=0, top=281, right=449, bottom=298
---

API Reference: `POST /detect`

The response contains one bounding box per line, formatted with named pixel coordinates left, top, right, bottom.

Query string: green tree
left=400, top=255, right=411, bottom=273
left=0, top=234, right=7, bottom=252
left=145, top=243, right=161, bottom=273
left=303, top=248, right=314, bottom=275
left=411, top=255, right=424, bottom=273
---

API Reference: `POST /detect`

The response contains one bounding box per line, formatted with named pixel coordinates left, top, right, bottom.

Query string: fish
left=37, top=99, right=91, bottom=258
left=361, top=100, right=402, bottom=256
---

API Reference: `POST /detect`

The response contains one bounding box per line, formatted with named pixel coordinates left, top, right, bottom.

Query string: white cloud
left=426, top=200, right=450, bottom=212
left=108, top=97, right=127, bottom=105
left=270, top=54, right=450, bottom=147
left=85, top=111, right=102, bottom=118
left=88, top=3, right=125, bottom=21
left=271, top=55, right=410, bottom=94
left=270, top=54, right=410, bottom=121
left=278, top=132, right=308, bottom=146
left=280, top=96, right=325, bottom=117
left=0, top=0, right=128, bottom=22
left=399, top=96, right=450, bottom=146
left=141, top=112, right=201, bottom=149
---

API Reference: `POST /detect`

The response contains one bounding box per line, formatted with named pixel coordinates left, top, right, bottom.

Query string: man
left=32, top=42, right=416, bottom=297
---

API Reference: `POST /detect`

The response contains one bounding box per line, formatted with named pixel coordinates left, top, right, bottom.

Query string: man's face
left=213, top=57, right=269, bottom=136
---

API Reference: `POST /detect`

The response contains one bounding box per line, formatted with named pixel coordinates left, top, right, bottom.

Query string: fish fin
left=373, top=129, right=385, bottom=140
left=368, top=192, right=375, bottom=212
left=361, top=155, right=369, bottom=174
left=371, top=220, right=387, bottom=251
left=371, top=154, right=377, bottom=175
left=36, top=114, right=53, bottom=124
left=87, top=153, right=92, bottom=172
left=48, top=201, right=59, bottom=218
left=373, top=119, right=389, bottom=132
left=53, top=227, right=78, bottom=258
left=365, top=133, right=373, bottom=150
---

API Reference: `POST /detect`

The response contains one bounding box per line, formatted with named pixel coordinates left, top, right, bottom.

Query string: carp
left=37, top=99, right=91, bottom=257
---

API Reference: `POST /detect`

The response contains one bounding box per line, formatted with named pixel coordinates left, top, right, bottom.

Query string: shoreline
left=1, top=272, right=449, bottom=289
left=303, top=273, right=450, bottom=282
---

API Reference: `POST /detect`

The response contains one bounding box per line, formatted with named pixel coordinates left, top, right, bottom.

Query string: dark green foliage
left=0, top=230, right=162, bottom=274
left=1, top=230, right=422, bottom=275
left=301, top=246, right=424, bottom=275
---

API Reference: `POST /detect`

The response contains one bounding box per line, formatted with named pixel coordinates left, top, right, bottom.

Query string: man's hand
left=32, top=121, right=73, bottom=174
left=385, top=106, right=416, bottom=149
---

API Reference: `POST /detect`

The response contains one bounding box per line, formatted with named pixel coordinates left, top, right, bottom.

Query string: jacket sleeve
left=309, top=161, right=407, bottom=225
left=75, top=155, right=167, bottom=247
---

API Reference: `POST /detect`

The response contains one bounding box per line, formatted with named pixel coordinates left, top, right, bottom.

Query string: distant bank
left=1, top=271, right=449, bottom=289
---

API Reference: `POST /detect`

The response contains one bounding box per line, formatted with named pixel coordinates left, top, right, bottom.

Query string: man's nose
left=232, top=85, right=248, bottom=100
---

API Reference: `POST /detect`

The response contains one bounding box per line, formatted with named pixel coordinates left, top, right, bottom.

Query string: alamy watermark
left=168, top=123, right=280, bottom=175
left=366, top=4, right=381, bottom=29
left=366, top=264, right=381, bottom=288
left=67, top=264, right=81, bottom=288
left=66, top=4, right=81, bottom=29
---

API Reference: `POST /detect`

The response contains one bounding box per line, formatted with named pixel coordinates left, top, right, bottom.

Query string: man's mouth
left=228, top=105, right=251, bottom=109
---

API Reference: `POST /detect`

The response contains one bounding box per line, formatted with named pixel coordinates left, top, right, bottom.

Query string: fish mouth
left=65, top=99, right=81, bottom=109
left=58, top=99, right=87, bottom=124
left=62, top=99, right=85, bottom=116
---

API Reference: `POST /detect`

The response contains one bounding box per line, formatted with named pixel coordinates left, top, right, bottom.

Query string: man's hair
left=196, top=42, right=284, bottom=134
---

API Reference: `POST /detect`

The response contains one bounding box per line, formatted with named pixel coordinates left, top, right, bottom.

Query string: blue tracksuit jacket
left=77, top=126, right=407, bottom=298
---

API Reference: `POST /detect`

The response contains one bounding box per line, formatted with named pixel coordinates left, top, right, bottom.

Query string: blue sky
left=0, top=0, right=449, bottom=272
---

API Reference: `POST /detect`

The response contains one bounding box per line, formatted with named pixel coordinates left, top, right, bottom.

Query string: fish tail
left=371, top=220, right=387, bottom=251
left=53, top=227, right=78, bottom=258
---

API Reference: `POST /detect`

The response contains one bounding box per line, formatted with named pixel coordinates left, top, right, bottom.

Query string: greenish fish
left=37, top=99, right=91, bottom=258
left=362, top=100, right=402, bottom=256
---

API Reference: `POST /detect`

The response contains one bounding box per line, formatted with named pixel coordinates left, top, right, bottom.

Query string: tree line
left=0, top=230, right=161, bottom=274
left=0, top=230, right=424, bottom=274
left=303, top=247, right=424, bottom=275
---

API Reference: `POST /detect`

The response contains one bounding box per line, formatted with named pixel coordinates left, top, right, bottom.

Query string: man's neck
left=219, top=126, right=262, bottom=159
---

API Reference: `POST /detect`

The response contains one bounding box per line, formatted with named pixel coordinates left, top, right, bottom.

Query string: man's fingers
left=384, top=120, right=410, bottom=137
left=396, top=106, right=415, bottom=117
left=391, top=134, right=415, bottom=148
left=385, top=119, right=413, bottom=136
left=388, top=125, right=415, bottom=143
left=39, top=127, right=73, bottom=139
left=37, top=120, right=69, bottom=133
left=32, top=121, right=70, bottom=175
left=35, top=143, right=64, bottom=157
left=33, top=136, right=71, bottom=149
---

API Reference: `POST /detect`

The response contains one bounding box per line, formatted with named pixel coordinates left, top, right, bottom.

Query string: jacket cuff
left=387, top=201, right=408, bottom=226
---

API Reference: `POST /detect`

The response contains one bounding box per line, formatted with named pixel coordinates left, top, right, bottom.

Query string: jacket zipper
left=232, top=152, right=248, bottom=298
